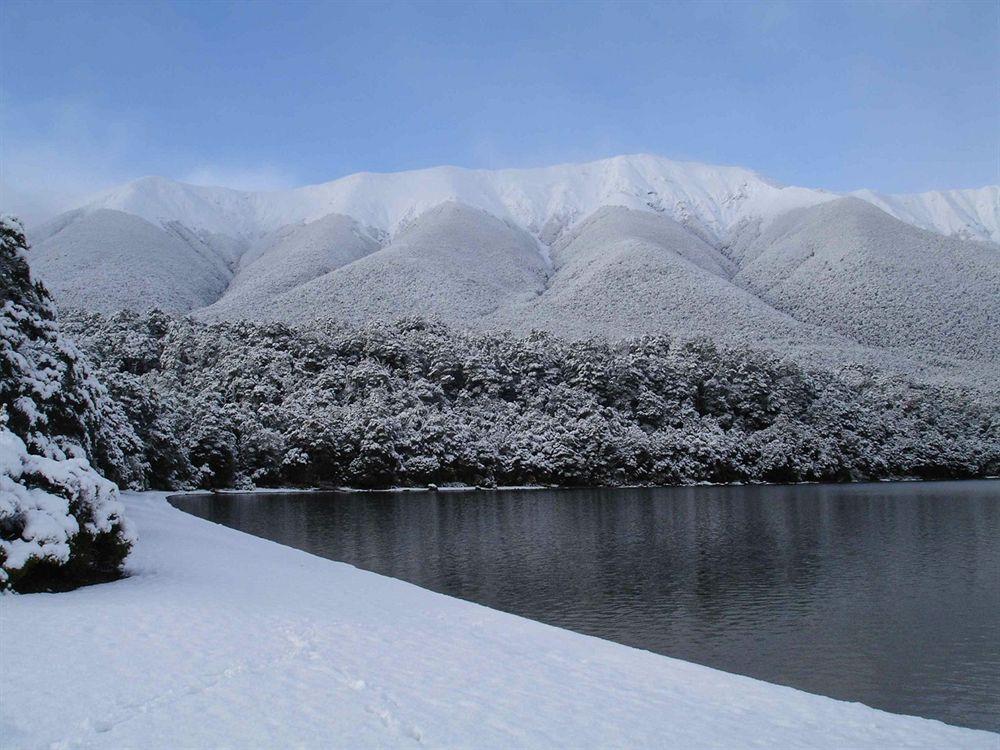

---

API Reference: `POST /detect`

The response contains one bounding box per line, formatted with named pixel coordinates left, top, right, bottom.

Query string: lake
left=170, top=480, right=1000, bottom=731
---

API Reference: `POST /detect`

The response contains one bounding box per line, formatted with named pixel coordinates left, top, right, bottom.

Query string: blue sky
left=2, top=0, right=997, bottom=222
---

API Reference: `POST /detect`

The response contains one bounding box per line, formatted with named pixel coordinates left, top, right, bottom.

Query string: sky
left=1, top=0, right=997, bottom=224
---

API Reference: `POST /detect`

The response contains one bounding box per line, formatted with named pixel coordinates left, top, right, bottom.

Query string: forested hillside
left=64, top=311, right=1000, bottom=491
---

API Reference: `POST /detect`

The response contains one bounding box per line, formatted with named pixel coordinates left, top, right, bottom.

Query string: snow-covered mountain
left=50, top=154, right=1000, bottom=245
left=23, top=154, right=1000, bottom=377
left=72, top=155, right=835, bottom=243
left=851, top=186, right=1000, bottom=244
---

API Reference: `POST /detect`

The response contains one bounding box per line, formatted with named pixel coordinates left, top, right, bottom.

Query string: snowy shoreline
left=2, top=492, right=995, bottom=749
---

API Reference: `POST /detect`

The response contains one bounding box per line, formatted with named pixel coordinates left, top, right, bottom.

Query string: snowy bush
left=1, top=216, right=135, bottom=592
left=0, top=421, right=132, bottom=591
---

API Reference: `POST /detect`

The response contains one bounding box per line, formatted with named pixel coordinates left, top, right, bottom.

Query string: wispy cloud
left=0, top=96, right=141, bottom=225
left=180, top=165, right=298, bottom=192
left=0, top=95, right=300, bottom=226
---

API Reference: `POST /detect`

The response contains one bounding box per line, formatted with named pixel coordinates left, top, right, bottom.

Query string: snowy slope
left=264, top=202, right=548, bottom=327
left=735, top=198, right=1000, bottom=361
left=198, top=214, right=380, bottom=320
left=854, top=185, right=1000, bottom=244
left=1, top=492, right=994, bottom=749
left=504, top=206, right=841, bottom=346
left=29, top=209, right=237, bottom=313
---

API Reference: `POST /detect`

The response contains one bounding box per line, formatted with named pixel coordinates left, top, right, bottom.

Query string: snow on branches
left=1, top=216, right=135, bottom=592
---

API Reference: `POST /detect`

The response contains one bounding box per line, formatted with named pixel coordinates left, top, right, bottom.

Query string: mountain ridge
left=51, top=154, right=1000, bottom=245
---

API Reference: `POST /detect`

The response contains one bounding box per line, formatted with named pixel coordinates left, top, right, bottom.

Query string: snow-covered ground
left=1, top=493, right=995, bottom=749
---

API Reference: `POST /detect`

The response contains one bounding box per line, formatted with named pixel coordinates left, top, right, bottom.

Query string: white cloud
left=0, top=154, right=131, bottom=227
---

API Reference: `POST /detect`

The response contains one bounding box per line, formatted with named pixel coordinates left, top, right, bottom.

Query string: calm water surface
left=171, top=481, right=1000, bottom=731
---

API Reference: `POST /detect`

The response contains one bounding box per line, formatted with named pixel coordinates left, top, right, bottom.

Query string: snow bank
left=1, top=493, right=993, bottom=749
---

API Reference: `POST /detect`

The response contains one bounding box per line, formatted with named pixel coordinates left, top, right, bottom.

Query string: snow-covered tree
left=1, top=217, right=135, bottom=592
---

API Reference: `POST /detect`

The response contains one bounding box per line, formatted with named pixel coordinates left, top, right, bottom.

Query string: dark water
left=171, top=481, right=1000, bottom=731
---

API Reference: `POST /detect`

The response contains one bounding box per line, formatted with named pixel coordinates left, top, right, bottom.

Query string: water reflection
left=172, top=481, right=1000, bottom=731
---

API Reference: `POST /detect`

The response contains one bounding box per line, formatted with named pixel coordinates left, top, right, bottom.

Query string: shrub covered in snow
left=1, top=216, right=135, bottom=592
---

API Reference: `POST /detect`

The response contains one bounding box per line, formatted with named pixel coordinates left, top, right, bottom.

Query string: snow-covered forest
left=64, top=310, right=1000, bottom=492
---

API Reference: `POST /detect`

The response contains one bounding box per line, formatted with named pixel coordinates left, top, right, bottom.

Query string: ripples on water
left=172, top=480, right=1000, bottom=731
